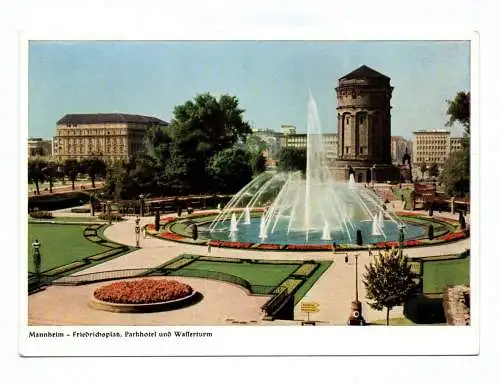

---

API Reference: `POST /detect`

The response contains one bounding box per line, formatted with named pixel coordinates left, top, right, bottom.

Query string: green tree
left=41, top=161, right=58, bottom=193
left=419, top=162, right=427, bottom=179
left=363, top=249, right=418, bottom=325
left=277, top=147, right=307, bottom=173
left=207, top=147, right=253, bottom=194
left=439, top=91, right=471, bottom=197
left=63, top=159, right=80, bottom=191
left=445, top=91, right=470, bottom=148
left=80, top=157, right=107, bottom=188
left=438, top=149, right=470, bottom=197
left=169, top=93, right=252, bottom=193
left=428, top=162, right=439, bottom=178
left=28, top=158, right=47, bottom=195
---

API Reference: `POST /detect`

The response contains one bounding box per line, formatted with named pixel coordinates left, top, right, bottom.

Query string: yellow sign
left=301, top=302, right=320, bottom=313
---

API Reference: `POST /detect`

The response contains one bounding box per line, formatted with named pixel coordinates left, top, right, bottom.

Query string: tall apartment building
left=28, top=137, right=53, bottom=158
left=412, top=130, right=463, bottom=170
left=53, top=113, right=169, bottom=162
left=391, top=136, right=412, bottom=165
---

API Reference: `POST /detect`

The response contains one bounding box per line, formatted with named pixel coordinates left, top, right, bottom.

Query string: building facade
left=333, top=65, right=399, bottom=182
left=280, top=132, right=338, bottom=165
left=53, top=113, right=168, bottom=162
left=391, top=136, right=412, bottom=165
left=28, top=138, right=53, bottom=158
left=412, top=130, right=463, bottom=174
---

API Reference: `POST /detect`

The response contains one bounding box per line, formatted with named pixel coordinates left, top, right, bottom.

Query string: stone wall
left=442, top=285, right=471, bottom=325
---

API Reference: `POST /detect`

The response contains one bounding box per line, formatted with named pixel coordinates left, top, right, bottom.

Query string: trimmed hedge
left=30, top=211, right=53, bottom=219
left=279, top=278, right=303, bottom=294
left=97, top=212, right=124, bottom=221
left=44, top=261, right=88, bottom=276
left=292, top=263, right=318, bottom=278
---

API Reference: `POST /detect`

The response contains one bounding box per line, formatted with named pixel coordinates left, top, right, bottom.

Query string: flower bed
left=285, top=244, right=332, bottom=251
left=158, top=232, right=185, bottom=241
left=93, top=279, right=193, bottom=304
left=216, top=241, right=254, bottom=249
left=438, top=231, right=467, bottom=242
left=160, top=216, right=177, bottom=223
left=253, top=243, right=282, bottom=250
left=292, top=263, right=318, bottom=277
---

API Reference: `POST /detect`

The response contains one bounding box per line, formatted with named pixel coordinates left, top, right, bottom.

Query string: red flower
left=94, top=279, right=193, bottom=304
left=256, top=243, right=281, bottom=250
left=159, top=232, right=184, bottom=241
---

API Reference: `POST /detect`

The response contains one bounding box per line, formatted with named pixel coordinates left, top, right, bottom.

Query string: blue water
left=199, top=217, right=425, bottom=245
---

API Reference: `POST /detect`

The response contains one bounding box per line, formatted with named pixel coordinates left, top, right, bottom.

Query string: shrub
left=29, top=210, right=53, bottom=219
left=70, top=207, right=91, bottom=213
left=428, top=224, right=434, bottom=240
left=97, top=212, right=123, bottom=221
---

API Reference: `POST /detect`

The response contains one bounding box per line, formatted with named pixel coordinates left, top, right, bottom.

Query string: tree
left=419, top=162, right=427, bottom=179
left=428, top=224, right=434, bottom=240
left=438, top=150, right=469, bottom=197
left=154, top=210, right=160, bottom=232
left=445, top=91, right=470, bottom=146
left=41, top=161, right=58, bottom=193
left=428, top=163, right=439, bottom=178
left=169, top=93, right=252, bottom=193
left=363, top=249, right=418, bottom=325
left=277, top=147, right=307, bottom=174
left=63, top=159, right=80, bottom=191
left=207, top=147, right=253, bottom=194
left=28, top=159, right=47, bottom=195
left=80, top=157, right=107, bottom=188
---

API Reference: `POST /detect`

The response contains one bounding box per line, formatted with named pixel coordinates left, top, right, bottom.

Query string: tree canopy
left=277, top=147, right=307, bottom=174
left=207, top=147, right=254, bottom=194
left=363, top=249, right=418, bottom=325
left=439, top=91, right=471, bottom=197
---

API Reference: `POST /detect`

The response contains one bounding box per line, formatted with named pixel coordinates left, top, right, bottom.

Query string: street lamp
left=32, top=239, right=41, bottom=283
left=139, top=194, right=145, bottom=217
left=345, top=253, right=365, bottom=325
left=135, top=216, right=141, bottom=247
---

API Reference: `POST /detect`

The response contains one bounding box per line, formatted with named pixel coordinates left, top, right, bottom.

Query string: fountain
left=230, top=213, right=238, bottom=233
left=203, top=93, right=421, bottom=245
left=322, top=223, right=332, bottom=241
left=244, top=206, right=251, bottom=224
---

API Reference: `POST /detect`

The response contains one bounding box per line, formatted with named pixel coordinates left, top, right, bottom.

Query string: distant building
left=412, top=130, right=464, bottom=174
left=391, top=136, right=412, bottom=165
left=28, top=137, right=52, bottom=158
left=281, top=132, right=338, bottom=165
left=251, top=128, right=283, bottom=164
left=281, top=125, right=297, bottom=136
left=53, top=113, right=168, bottom=162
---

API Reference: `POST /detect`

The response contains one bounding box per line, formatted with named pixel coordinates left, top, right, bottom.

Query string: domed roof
left=340, top=65, right=390, bottom=81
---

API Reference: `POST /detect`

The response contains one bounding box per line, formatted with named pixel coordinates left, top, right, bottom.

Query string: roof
left=57, top=113, right=169, bottom=125
left=340, top=65, right=390, bottom=80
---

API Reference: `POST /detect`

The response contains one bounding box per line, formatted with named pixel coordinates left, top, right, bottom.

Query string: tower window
left=345, top=147, right=349, bottom=154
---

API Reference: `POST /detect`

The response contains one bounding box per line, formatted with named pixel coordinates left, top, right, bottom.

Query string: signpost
left=300, top=302, right=320, bottom=324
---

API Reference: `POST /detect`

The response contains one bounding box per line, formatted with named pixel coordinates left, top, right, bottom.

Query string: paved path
left=31, top=210, right=470, bottom=325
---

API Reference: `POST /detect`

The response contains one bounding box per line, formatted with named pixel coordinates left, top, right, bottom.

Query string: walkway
left=31, top=210, right=470, bottom=325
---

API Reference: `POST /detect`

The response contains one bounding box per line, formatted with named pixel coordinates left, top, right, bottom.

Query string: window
left=360, top=147, right=364, bottom=154
left=345, top=147, right=349, bottom=154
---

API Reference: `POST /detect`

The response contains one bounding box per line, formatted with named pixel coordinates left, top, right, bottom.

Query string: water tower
left=333, top=65, right=399, bottom=183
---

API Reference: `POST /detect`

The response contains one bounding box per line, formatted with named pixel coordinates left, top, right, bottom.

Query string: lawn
left=29, top=216, right=103, bottom=223
left=422, top=255, right=470, bottom=294
left=178, top=259, right=299, bottom=287
left=27, top=223, right=109, bottom=272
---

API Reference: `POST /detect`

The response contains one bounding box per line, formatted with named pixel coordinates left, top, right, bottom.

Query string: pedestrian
left=208, top=244, right=212, bottom=254
left=344, top=255, right=348, bottom=264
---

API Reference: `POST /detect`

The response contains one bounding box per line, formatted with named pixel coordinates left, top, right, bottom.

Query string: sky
left=28, top=40, right=470, bottom=140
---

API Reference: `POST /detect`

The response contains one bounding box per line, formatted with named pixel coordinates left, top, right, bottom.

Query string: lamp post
left=139, top=194, right=145, bottom=217
left=135, top=216, right=141, bottom=247
left=345, top=253, right=365, bottom=325
left=32, top=239, right=41, bottom=283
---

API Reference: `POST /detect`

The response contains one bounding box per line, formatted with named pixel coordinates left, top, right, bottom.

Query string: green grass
left=28, top=223, right=110, bottom=272
left=370, top=317, right=416, bottom=325
left=179, top=259, right=299, bottom=287
left=29, top=216, right=103, bottom=223
left=422, top=255, right=470, bottom=294
left=393, top=188, right=413, bottom=209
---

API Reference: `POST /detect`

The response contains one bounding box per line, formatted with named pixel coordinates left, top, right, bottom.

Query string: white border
left=19, top=32, right=479, bottom=357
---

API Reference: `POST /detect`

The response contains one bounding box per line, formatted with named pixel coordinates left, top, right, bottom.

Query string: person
left=208, top=244, right=212, bottom=254
left=332, top=242, right=337, bottom=252
left=217, top=203, right=222, bottom=211
left=344, top=255, right=348, bottom=264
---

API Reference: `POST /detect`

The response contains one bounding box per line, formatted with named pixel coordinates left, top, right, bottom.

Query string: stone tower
left=333, top=65, right=398, bottom=183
